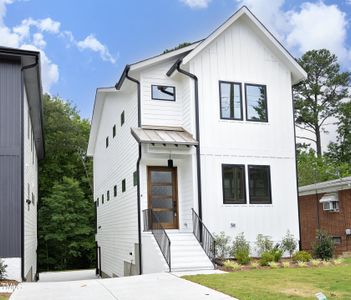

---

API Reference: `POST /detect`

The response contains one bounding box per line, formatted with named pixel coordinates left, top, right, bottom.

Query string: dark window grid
left=248, top=165, right=272, bottom=204
left=244, top=83, right=268, bottom=122
left=219, top=81, right=243, bottom=121
left=151, top=85, right=176, bottom=101
left=222, top=164, right=246, bottom=204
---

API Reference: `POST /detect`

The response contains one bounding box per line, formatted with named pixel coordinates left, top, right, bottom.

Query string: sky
left=1, top=0, right=351, bottom=122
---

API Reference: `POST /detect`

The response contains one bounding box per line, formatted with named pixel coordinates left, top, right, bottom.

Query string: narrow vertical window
left=113, top=125, right=116, bottom=138
left=102, top=194, right=104, bottom=204
left=245, top=84, right=268, bottom=122
left=107, top=190, right=110, bottom=201
left=122, top=179, right=126, bottom=192
left=97, top=197, right=99, bottom=207
left=121, top=111, right=125, bottom=126
left=219, top=81, right=242, bottom=120
left=106, top=137, right=109, bottom=148
left=248, top=165, right=271, bottom=204
left=133, top=171, right=138, bottom=186
left=222, top=164, right=246, bottom=204
left=114, top=185, right=117, bottom=197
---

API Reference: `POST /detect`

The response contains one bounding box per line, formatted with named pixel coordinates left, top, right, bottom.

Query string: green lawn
left=184, top=259, right=351, bottom=300
left=0, top=295, right=10, bottom=300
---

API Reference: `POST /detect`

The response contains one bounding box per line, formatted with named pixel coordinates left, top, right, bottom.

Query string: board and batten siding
left=94, top=90, right=139, bottom=277
left=23, top=87, right=38, bottom=281
left=189, top=17, right=299, bottom=246
left=0, top=59, right=22, bottom=281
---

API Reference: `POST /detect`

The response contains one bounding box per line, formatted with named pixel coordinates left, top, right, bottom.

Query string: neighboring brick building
left=298, top=177, right=351, bottom=256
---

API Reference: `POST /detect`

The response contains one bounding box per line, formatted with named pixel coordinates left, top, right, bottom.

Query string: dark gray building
left=0, top=47, right=44, bottom=281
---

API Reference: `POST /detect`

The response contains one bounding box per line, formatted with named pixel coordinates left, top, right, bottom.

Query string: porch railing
left=143, top=209, right=171, bottom=272
left=192, top=208, right=216, bottom=262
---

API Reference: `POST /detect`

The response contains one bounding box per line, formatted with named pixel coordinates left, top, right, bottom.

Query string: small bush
left=282, top=261, right=290, bottom=268
left=231, top=232, right=251, bottom=265
left=297, top=261, right=308, bottom=268
left=281, top=230, right=297, bottom=257
left=271, top=245, right=283, bottom=262
left=313, top=230, right=335, bottom=260
left=256, top=234, right=273, bottom=256
left=333, top=258, right=344, bottom=265
left=322, top=260, right=331, bottom=266
left=250, top=261, right=259, bottom=269
left=214, top=232, right=231, bottom=259
left=268, top=261, right=279, bottom=269
left=223, top=260, right=241, bottom=271
left=259, top=251, right=274, bottom=266
left=311, top=259, right=321, bottom=266
left=292, top=251, right=312, bottom=262
left=0, top=258, right=7, bottom=280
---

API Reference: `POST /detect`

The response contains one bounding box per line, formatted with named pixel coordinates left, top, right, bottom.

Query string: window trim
left=248, top=165, right=272, bottom=204
left=219, top=81, right=243, bottom=121
left=151, top=84, right=176, bottom=102
left=222, top=164, right=247, bottom=204
left=244, top=83, right=268, bottom=123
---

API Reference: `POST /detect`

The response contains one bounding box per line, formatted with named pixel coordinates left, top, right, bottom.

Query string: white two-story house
left=87, top=6, right=307, bottom=277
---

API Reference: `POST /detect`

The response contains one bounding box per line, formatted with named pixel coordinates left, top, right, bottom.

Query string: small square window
left=332, top=237, right=342, bottom=245
left=122, top=179, right=126, bottom=192
left=107, top=190, right=110, bottom=201
left=151, top=85, right=176, bottom=101
left=113, top=125, right=116, bottom=138
left=248, top=165, right=271, bottom=204
left=121, top=111, right=125, bottom=126
left=106, top=137, right=109, bottom=148
left=133, top=171, right=138, bottom=186
left=245, top=84, right=268, bottom=122
left=219, top=81, right=242, bottom=120
left=222, top=164, right=246, bottom=204
left=102, top=194, right=104, bottom=204
left=114, top=185, right=117, bottom=197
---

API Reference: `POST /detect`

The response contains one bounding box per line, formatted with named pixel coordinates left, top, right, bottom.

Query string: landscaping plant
left=311, top=259, right=321, bottom=266
left=268, top=261, right=279, bottom=269
left=0, top=258, right=7, bottom=280
left=313, top=230, right=335, bottom=260
left=223, top=260, right=241, bottom=271
left=259, top=251, right=275, bottom=266
left=297, top=261, right=308, bottom=268
left=231, top=232, right=250, bottom=265
left=282, top=261, right=290, bottom=268
left=213, top=232, right=231, bottom=259
left=292, top=251, right=312, bottom=262
left=270, top=244, right=283, bottom=262
left=255, top=234, right=273, bottom=256
left=281, top=230, right=297, bottom=257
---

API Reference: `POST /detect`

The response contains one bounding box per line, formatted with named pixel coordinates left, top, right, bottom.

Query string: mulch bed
left=0, top=280, right=18, bottom=287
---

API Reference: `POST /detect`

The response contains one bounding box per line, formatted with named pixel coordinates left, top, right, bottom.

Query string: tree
left=163, top=42, right=192, bottom=54
left=38, top=95, right=95, bottom=271
left=39, top=177, right=95, bottom=270
left=327, top=101, right=351, bottom=164
left=293, top=49, right=350, bottom=156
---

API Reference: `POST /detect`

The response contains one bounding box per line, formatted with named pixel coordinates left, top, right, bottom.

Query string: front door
left=148, top=166, right=178, bottom=229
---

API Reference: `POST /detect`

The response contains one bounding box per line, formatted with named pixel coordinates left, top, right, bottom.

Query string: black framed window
left=133, top=171, right=138, bottom=186
left=332, top=237, right=342, bottom=245
left=102, top=194, right=104, bottom=204
left=113, top=125, right=116, bottom=138
left=106, top=137, right=109, bottom=148
left=121, top=111, right=125, bottom=126
left=222, top=164, right=246, bottom=204
left=219, top=81, right=242, bottom=120
left=151, top=85, right=176, bottom=101
left=122, top=179, right=126, bottom=192
left=113, top=185, right=117, bottom=197
left=96, top=198, right=99, bottom=207
left=248, top=165, right=271, bottom=204
left=245, top=84, right=268, bottom=122
left=107, top=190, right=110, bottom=201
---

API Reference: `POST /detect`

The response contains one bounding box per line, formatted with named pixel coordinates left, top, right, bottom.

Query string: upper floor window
left=121, top=111, right=125, bottom=126
left=106, top=137, right=109, bottom=148
left=245, top=84, right=268, bottom=122
left=133, top=171, right=138, bottom=186
left=113, top=125, right=116, bottom=138
left=151, top=85, right=176, bottom=101
left=222, top=164, right=246, bottom=204
left=107, top=190, right=110, bottom=201
left=122, top=179, right=126, bottom=192
left=219, top=81, right=242, bottom=120
left=114, top=185, right=117, bottom=197
left=248, top=165, right=271, bottom=204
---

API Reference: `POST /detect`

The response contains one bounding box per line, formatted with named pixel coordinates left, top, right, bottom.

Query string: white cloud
left=32, top=32, right=46, bottom=48
left=77, top=34, right=116, bottom=64
left=180, top=0, right=211, bottom=9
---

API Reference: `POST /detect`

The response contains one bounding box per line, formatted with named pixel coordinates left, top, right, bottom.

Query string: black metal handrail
left=192, top=208, right=216, bottom=262
left=143, top=209, right=171, bottom=272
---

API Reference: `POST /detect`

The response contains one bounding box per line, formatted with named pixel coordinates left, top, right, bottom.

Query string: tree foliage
left=38, top=95, right=95, bottom=271
left=163, top=42, right=192, bottom=54
left=293, top=49, right=350, bottom=156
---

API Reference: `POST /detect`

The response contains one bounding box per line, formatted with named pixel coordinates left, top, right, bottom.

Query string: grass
left=184, top=258, right=351, bottom=300
left=0, top=295, right=10, bottom=300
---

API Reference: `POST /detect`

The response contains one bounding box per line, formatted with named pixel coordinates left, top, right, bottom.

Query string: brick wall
left=299, top=189, right=351, bottom=255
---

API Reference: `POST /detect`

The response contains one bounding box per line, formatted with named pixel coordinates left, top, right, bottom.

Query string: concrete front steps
left=167, top=232, right=214, bottom=272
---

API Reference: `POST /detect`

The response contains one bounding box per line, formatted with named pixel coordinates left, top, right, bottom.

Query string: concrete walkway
left=11, top=273, right=236, bottom=300
left=39, top=269, right=97, bottom=282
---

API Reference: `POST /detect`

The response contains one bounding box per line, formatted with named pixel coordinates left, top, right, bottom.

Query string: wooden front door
left=148, top=166, right=178, bottom=229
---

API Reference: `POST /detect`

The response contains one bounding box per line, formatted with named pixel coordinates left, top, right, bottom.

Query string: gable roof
left=180, top=6, right=307, bottom=84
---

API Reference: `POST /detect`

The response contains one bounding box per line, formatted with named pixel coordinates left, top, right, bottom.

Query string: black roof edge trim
left=115, top=65, right=130, bottom=90
left=166, top=58, right=182, bottom=77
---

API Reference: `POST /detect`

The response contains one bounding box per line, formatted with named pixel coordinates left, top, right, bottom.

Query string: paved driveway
left=11, top=273, right=236, bottom=300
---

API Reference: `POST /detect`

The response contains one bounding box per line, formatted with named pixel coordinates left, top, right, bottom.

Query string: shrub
left=282, top=261, right=290, bottom=268
left=270, top=245, right=283, bottom=262
left=214, top=232, right=231, bottom=259
left=322, top=260, right=331, bottom=266
left=255, top=234, right=273, bottom=256
left=250, top=261, right=259, bottom=269
left=333, top=258, right=343, bottom=265
left=281, top=230, right=297, bottom=257
left=297, top=261, right=308, bottom=267
left=313, top=230, right=335, bottom=260
left=223, top=260, right=241, bottom=271
left=268, top=261, right=279, bottom=269
left=0, top=258, right=7, bottom=280
left=292, top=251, right=312, bottom=262
left=259, top=251, right=274, bottom=266
left=311, top=259, right=321, bottom=266
left=231, top=232, right=251, bottom=265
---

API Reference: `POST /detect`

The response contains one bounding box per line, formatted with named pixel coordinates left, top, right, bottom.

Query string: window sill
left=221, top=204, right=273, bottom=208
left=219, top=119, right=270, bottom=125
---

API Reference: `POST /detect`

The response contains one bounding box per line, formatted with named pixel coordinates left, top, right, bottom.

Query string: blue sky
left=1, top=0, right=351, bottom=118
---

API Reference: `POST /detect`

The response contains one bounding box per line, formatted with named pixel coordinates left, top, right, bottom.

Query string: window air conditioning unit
left=346, top=229, right=351, bottom=236
left=320, top=193, right=339, bottom=212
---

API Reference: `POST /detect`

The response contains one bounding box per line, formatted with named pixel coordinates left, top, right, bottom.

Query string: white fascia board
left=181, top=6, right=307, bottom=85
left=299, top=176, right=351, bottom=196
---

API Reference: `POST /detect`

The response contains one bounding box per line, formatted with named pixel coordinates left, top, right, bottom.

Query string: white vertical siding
left=189, top=18, right=299, bottom=245
left=94, top=90, right=139, bottom=277
left=23, top=87, right=38, bottom=281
